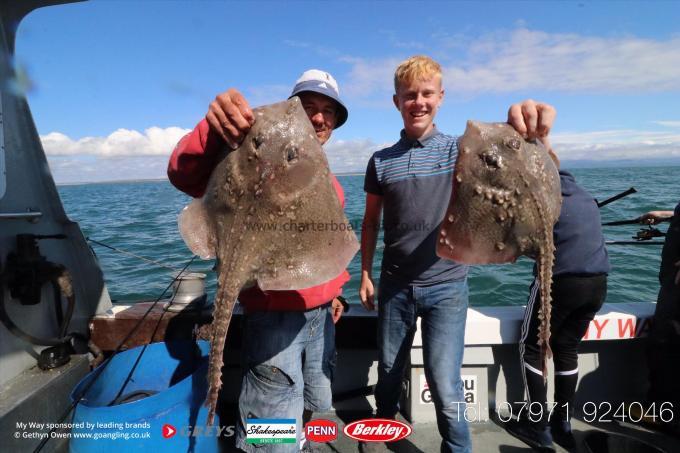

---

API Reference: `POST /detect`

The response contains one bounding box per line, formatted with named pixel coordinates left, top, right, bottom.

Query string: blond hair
left=394, top=55, right=442, bottom=93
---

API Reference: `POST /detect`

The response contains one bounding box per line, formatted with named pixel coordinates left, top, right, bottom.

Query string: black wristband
left=336, top=295, right=350, bottom=312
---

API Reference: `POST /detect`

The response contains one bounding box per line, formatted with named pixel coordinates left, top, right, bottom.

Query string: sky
left=12, top=0, right=680, bottom=183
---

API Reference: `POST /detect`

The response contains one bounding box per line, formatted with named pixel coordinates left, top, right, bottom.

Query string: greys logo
left=178, top=425, right=235, bottom=437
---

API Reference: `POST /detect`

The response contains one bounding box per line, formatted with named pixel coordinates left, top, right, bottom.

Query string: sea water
left=57, top=166, right=678, bottom=307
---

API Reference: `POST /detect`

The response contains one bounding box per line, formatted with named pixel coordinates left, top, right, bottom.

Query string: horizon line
left=54, top=160, right=680, bottom=186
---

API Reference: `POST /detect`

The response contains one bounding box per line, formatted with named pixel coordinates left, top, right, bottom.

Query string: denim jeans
left=375, top=277, right=471, bottom=453
left=235, top=305, right=336, bottom=452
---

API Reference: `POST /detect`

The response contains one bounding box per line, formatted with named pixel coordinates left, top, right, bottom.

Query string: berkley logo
left=305, top=419, right=338, bottom=443
left=343, top=419, right=412, bottom=442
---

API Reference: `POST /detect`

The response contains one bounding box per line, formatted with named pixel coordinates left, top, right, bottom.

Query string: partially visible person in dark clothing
left=506, top=166, right=610, bottom=451
left=634, top=203, right=680, bottom=433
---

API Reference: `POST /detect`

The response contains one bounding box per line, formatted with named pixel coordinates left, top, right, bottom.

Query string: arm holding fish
left=507, top=100, right=558, bottom=165
left=507, top=99, right=556, bottom=141
left=206, top=88, right=255, bottom=149
left=167, top=89, right=255, bottom=197
left=360, top=193, right=384, bottom=311
left=331, top=175, right=349, bottom=322
left=167, top=119, right=226, bottom=197
left=639, top=211, right=674, bottom=225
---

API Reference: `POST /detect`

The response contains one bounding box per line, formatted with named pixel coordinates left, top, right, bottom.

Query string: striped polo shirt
left=364, top=127, right=468, bottom=285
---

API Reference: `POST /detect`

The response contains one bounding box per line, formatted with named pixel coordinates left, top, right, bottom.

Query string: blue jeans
left=235, top=306, right=336, bottom=452
left=375, top=277, right=471, bottom=453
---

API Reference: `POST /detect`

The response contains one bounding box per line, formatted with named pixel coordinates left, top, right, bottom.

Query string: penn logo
left=305, top=419, right=338, bottom=443
left=342, top=419, right=412, bottom=442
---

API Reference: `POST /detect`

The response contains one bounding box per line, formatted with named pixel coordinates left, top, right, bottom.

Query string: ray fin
left=178, top=198, right=216, bottom=259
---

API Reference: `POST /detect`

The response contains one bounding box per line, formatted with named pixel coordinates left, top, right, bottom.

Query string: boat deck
left=216, top=406, right=680, bottom=452
left=87, top=302, right=680, bottom=452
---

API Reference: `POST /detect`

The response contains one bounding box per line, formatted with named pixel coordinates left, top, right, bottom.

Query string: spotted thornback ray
left=436, top=121, right=561, bottom=375
left=178, top=98, right=359, bottom=424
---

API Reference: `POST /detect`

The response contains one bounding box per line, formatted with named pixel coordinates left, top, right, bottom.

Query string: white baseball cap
left=289, top=69, right=348, bottom=129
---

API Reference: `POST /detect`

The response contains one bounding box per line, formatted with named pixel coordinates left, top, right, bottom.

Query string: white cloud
left=41, top=127, right=190, bottom=157
left=48, top=155, right=171, bottom=184
left=443, top=29, right=680, bottom=94
left=339, top=56, right=400, bottom=104
left=41, top=130, right=389, bottom=182
left=324, top=138, right=390, bottom=174
left=42, top=124, right=680, bottom=184
left=41, top=127, right=190, bottom=183
left=323, top=129, right=680, bottom=171
left=552, top=129, right=680, bottom=161
left=338, top=29, right=680, bottom=99
left=653, top=121, right=680, bottom=128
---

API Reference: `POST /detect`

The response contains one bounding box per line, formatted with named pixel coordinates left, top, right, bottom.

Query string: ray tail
left=204, top=224, right=249, bottom=426
left=537, top=240, right=555, bottom=380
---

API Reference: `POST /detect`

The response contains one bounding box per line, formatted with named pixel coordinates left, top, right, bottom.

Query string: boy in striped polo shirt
left=359, top=55, right=557, bottom=453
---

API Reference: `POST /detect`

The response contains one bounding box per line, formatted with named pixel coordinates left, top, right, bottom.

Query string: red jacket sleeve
left=329, top=173, right=345, bottom=208
left=167, top=119, right=224, bottom=198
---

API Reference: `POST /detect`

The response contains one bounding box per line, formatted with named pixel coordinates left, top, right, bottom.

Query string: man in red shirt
left=167, top=70, right=350, bottom=452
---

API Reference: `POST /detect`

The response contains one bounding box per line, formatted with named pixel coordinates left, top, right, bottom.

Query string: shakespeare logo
left=246, top=419, right=296, bottom=444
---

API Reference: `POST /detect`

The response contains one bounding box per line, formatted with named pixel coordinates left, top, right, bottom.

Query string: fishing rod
left=596, top=187, right=637, bottom=208
left=598, top=186, right=674, bottom=226
left=595, top=186, right=671, bottom=246
left=605, top=241, right=665, bottom=246
left=605, top=224, right=666, bottom=243
left=603, top=216, right=674, bottom=226
left=603, top=218, right=642, bottom=226
left=601, top=210, right=671, bottom=243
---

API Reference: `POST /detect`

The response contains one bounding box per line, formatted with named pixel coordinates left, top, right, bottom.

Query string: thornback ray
left=177, top=98, right=359, bottom=424
left=436, top=121, right=561, bottom=377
